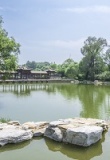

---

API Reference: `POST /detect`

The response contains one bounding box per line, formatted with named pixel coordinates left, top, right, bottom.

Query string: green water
left=0, top=83, right=110, bottom=160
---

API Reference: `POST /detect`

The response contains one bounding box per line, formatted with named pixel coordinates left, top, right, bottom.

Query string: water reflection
left=46, top=84, right=110, bottom=119
left=0, top=83, right=110, bottom=119
left=0, top=134, right=106, bottom=160
left=0, top=140, right=31, bottom=153
left=78, top=85, right=107, bottom=118
left=0, top=84, right=110, bottom=160
left=44, top=132, right=106, bottom=160
left=0, top=84, right=55, bottom=96
left=0, top=138, right=43, bottom=153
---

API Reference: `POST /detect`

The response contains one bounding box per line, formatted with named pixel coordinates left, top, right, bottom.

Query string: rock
left=74, top=80, right=79, bottom=84
left=44, top=120, right=67, bottom=141
left=59, top=118, right=108, bottom=131
left=0, top=128, right=33, bottom=146
left=0, top=118, right=108, bottom=147
left=44, top=118, right=108, bottom=147
left=0, top=124, right=19, bottom=130
left=44, top=127, right=63, bottom=142
left=33, top=128, right=46, bottom=137
left=0, top=123, right=7, bottom=130
left=22, top=121, right=48, bottom=130
left=63, top=126, right=103, bottom=147
left=49, top=120, right=68, bottom=127
left=32, top=122, right=49, bottom=137
left=0, top=121, right=49, bottom=146
left=94, top=80, right=103, bottom=86
left=8, top=121, right=20, bottom=126
left=22, top=121, right=49, bottom=136
left=22, top=122, right=37, bottom=129
left=35, top=121, right=49, bottom=129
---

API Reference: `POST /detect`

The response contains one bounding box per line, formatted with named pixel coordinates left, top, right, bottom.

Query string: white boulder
left=22, top=121, right=48, bottom=130
left=22, top=121, right=49, bottom=137
left=0, top=118, right=108, bottom=147
left=64, top=126, right=103, bottom=147
left=44, top=118, right=107, bottom=147
left=0, top=128, right=33, bottom=146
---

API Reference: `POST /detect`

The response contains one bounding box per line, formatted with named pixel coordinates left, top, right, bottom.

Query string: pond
left=0, top=83, right=110, bottom=160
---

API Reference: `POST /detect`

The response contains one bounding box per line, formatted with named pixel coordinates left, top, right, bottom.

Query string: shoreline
left=0, top=79, right=72, bottom=84
left=0, top=79, right=110, bottom=85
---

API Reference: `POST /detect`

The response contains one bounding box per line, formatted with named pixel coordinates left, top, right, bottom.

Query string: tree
left=104, top=48, right=110, bottom=71
left=80, top=37, right=107, bottom=80
left=4, top=55, right=18, bottom=70
left=57, top=58, right=79, bottom=79
left=0, top=16, right=20, bottom=71
left=25, top=61, right=51, bottom=70
left=50, top=62, right=57, bottom=70
left=26, top=61, right=36, bottom=70
left=65, top=62, right=79, bottom=79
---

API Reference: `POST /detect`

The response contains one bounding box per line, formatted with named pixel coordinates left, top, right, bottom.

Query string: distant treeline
left=24, top=37, right=110, bottom=81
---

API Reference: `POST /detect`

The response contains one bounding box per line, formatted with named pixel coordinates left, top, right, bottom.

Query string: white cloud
left=61, top=6, right=110, bottom=14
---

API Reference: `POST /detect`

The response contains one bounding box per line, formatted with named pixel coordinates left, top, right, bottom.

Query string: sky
left=1, top=0, right=110, bottom=64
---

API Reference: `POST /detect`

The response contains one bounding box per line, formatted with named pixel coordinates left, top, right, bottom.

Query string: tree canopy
left=80, top=37, right=109, bottom=80
left=0, top=16, right=20, bottom=71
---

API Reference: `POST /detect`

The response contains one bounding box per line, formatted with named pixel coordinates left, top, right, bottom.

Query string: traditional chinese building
left=0, top=67, right=61, bottom=80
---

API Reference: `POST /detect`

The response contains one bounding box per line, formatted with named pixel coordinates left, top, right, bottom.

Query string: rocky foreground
left=0, top=118, right=109, bottom=147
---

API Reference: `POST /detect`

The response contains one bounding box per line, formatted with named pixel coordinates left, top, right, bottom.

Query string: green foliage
left=104, top=48, right=110, bottom=71
left=64, top=63, right=79, bottom=79
left=0, top=117, right=11, bottom=123
left=26, top=61, right=36, bottom=70
left=57, top=58, right=79, bottom=79
left=57, top=64, right=65, bottom=77
left=26, top=61, right=51, bottom=70
left=80, top=36, right=108, bottom=80
left=36, top=62, right=50, bottom=71
left=0, top=16, right=20, bottom=71
left=4, top=55, right=18, bottom=70
left=50, top=62, right=57, bottom=70
left=95, top=71, right=110, bottom=81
